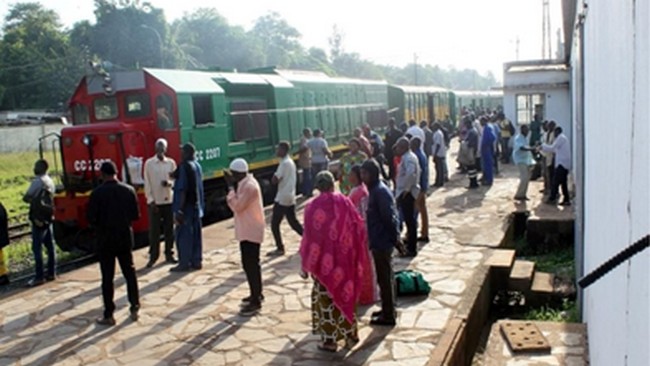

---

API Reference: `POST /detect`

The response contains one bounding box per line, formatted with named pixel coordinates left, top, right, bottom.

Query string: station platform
left=0, top=160, right=575, bottom=366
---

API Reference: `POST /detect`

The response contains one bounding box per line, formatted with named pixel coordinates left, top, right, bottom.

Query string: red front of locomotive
left=54, top=69, right=180, bottom=251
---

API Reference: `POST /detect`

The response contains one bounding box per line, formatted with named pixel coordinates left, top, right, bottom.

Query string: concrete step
left=528, top=271, right=557, bottom=307
left=531, top=271, right=555, bottom=294
left=508, top=260, right=536, bottom=292
left=485, top=249, right=516, bottom=291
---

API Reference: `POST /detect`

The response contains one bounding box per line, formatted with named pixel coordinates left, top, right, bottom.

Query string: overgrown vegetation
left=523, top=299, right=579, bottom=323
left=526, top=246, right=575, bottom=279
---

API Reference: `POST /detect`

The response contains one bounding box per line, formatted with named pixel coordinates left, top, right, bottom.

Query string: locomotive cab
left=54, top=70, right=180, bottom=251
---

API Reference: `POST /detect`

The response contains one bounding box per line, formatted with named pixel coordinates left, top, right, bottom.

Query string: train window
left=125, top=94, right=151, bottom=119
left=230, top=100, right=270, bottom=141
left=94, top=97, right=118, bottom=121
left=72, top=104, right=90, bottom=125
left=156, top=94, right=174, bottom=129
left=192, top=95, right=213, bottom=125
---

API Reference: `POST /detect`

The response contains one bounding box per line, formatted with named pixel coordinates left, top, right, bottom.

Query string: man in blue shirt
left=361, top=159, right=400, bottom=326
left=171, top=143, right=205, bottom=272
left=512, top=124, right=535, bottom=201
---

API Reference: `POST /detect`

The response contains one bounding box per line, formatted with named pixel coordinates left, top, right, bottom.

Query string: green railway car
left=387, top=85, right=456, bottom=126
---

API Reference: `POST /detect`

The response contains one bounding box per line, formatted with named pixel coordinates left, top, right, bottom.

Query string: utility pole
left=542, top=0, right=552, bottom=59
left=516, top=36, right=520, bottom=60
left=413, top=53, right=418, bottom=85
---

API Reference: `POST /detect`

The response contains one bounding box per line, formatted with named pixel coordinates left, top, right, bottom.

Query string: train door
left=154, top=93, right=181, bottom=161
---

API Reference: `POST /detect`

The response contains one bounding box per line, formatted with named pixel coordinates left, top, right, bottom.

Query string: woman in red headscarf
left=300, top=170, right=369, bottom=352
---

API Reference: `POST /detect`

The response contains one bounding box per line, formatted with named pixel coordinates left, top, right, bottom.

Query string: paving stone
left=234, top=328, right=275, bottom=343
left=436, top=294, right=462, bottom=307
left=415, top=308, right=451, bottom=330
left=224, top=350, right=242, bottom=363
left=430, top=279, right=466, bottom=294
left=192, top=350, right=226, bottom=366
left=392, top=341, right=434, bottom=359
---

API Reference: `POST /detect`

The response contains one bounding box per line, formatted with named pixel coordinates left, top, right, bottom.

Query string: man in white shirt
left=541, top=126, right=571, bottom=206
left=144, top=138, right=177, bottom=267
left=431, top=122, right=448, bottom=187
left=268, top=141, right=303, bottom=256
left=395, top=137, right=421, bottom=257
left=405, top=119, right=426, bottom=146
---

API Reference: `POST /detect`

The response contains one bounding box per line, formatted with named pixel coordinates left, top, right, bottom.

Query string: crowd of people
left=455, top=107, right=572, bottom=205
left=2, top=109, right=572, bottom=352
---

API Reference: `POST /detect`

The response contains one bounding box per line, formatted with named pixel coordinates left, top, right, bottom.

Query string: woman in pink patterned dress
left=299, top=171, right=369, bottom=352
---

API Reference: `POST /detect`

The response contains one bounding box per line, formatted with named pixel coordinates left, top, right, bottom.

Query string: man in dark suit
left=87, top=162, right=140, bottom=326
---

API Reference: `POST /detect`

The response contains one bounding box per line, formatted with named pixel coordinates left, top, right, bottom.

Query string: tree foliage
left=0, top=2, right=499, bottom=110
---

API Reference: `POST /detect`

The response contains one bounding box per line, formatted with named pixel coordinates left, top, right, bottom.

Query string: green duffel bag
left=395, top=269, right=431, bottom=297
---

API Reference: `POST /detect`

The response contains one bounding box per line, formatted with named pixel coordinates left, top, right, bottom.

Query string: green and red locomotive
left=49, top=67, right=456, bottom=251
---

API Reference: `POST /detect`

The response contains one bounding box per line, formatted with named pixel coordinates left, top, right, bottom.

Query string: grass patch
left=523, top=299, right=579, bottom=323
left=0, top=151, right=40, bottom=217
left=4, top=237, right=82, bottom=275
left=527, top=246, right=575, bottom=277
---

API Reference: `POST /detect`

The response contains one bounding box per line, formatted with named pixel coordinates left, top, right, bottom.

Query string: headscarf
left=299, top=191, right=369, bottom=323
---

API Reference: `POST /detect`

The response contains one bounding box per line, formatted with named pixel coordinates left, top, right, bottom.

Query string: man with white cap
left=226, top=158, right=266, bottom=316
left=144, top=138, right=177, bottom=268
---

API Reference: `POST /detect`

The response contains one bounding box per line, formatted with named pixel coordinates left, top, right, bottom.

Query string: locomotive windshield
left=94, top=97, right=118, bottom=120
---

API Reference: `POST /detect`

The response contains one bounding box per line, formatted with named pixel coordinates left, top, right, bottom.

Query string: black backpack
left=29, top=186, right=54, bottom=226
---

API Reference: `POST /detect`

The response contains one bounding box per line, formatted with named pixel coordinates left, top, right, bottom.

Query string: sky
left=0, top=0, right=565, bottom=81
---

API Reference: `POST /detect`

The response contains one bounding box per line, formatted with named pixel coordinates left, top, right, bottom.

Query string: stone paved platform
left=0, top=161, right=558, bottom=366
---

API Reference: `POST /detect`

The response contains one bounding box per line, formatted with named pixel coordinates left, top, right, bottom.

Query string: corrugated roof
left=145, top=68, right=224, bottom=94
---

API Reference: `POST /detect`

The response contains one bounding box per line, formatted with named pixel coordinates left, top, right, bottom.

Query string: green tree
left=250, top=12, right=304, bottom=68
left=173, top=8, right=261, bottom=71
left=90, top=0, right=170, bottom=69
left=0, top=2, right=82, bottom=109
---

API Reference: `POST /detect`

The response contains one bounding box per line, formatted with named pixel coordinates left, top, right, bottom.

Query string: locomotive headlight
left=63, top=137, right=73, bottom=147
left=82, top=135, right=92, bottom=146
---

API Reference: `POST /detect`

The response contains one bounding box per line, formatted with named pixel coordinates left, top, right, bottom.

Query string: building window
left=125, top=93, right=151, bottom=119
left=94, top=97, right=118, bottom=121
left=192, top=95, right=213, bottom=125
left=231, top=100, right=270, bottom=141
left=516, top=93, right=544, bottom=124
left=156, top=94, right=174, bottom=129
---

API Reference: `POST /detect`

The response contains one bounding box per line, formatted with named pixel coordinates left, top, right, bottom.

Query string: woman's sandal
left=344, top=336, right=360, bottom=349
left=317, top=342, right=337, bottom=352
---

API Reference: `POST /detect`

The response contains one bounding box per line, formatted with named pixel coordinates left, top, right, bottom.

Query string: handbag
left=395, top=269, right=431, bottom=296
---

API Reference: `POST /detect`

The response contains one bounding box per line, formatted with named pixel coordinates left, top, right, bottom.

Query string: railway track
left=8, top=221, right=31, bottom=241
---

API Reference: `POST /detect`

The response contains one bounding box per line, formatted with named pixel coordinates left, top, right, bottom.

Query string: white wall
left=0, top=125, right=65, bottom=153
left=574, top=0, right=650, bottom=364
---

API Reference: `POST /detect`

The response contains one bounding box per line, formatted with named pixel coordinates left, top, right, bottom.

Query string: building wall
left=573, top=0, right=649, bottom=364
left=0, top=125, right=65, bottom=153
